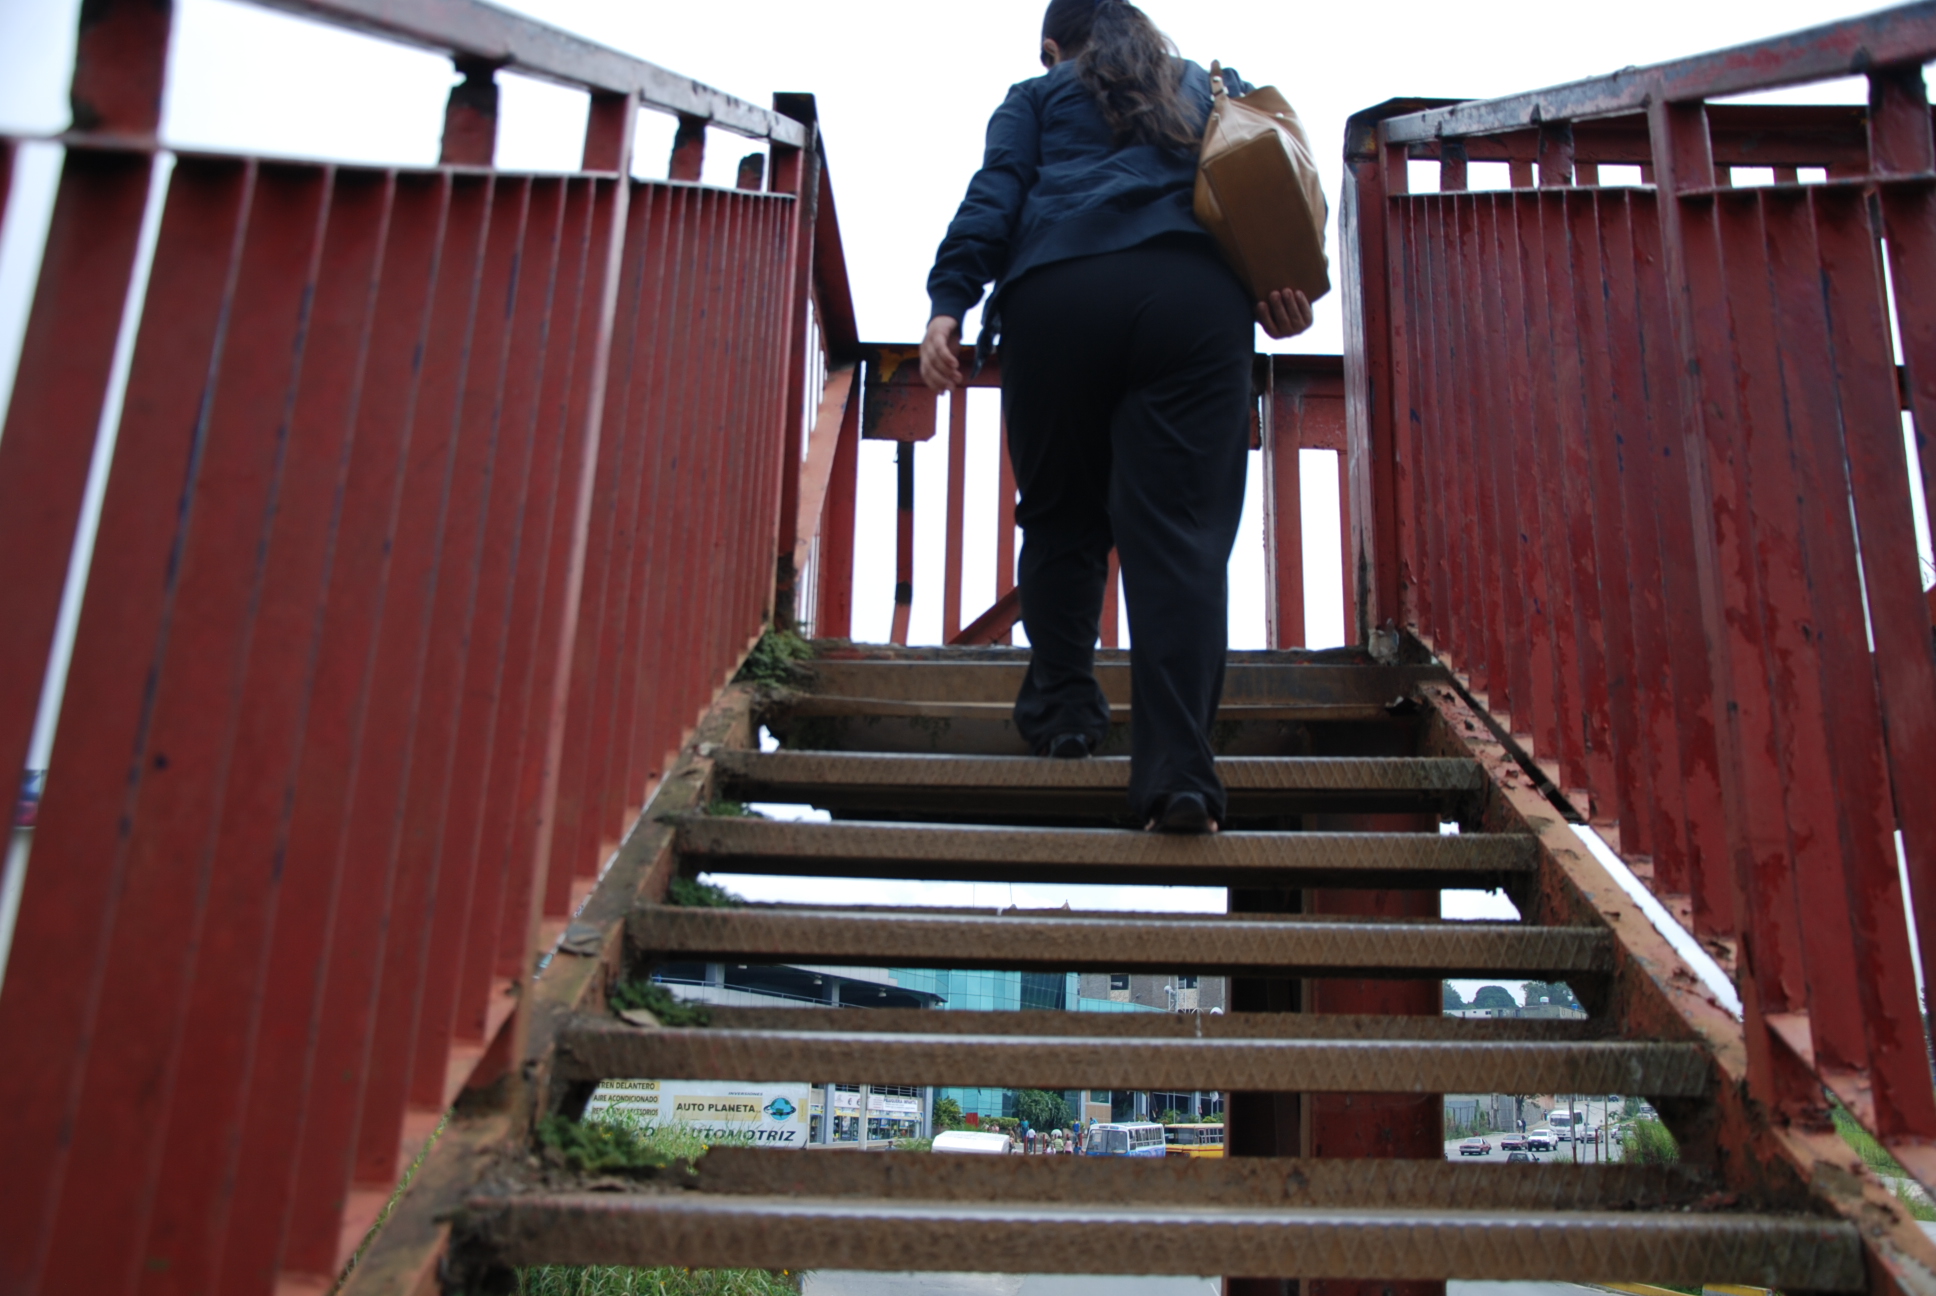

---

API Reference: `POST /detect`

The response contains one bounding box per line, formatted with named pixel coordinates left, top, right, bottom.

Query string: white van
left=932, top=1129, right=1013, bottom=1154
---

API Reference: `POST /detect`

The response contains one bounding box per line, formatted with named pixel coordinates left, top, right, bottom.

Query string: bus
left=1162, top=1123, right=1225, bottom=1158
left=1083, top=1122, right=1168, bottom=1157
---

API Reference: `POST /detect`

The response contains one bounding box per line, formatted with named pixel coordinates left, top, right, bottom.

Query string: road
left=1443, top=1134, right=1622, bottom=1164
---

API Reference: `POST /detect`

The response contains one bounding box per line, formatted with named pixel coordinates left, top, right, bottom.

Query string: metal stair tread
left=674, top=817, right=1536, bottom=887
left=556, top=1018, right=1710, bottom=1094
left=457, top=1192, right=1863, bottom=1287
left=629, top=903, right=1607, bottom=975
left=690, top=1006, right=1610, bottom=1040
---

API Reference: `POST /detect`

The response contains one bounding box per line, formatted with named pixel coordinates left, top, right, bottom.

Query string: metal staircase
left=437, top=644, right=1910, bottom=1292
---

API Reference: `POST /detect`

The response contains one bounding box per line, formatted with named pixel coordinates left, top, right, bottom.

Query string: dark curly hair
left=1042, top=0, right=1202, bottom=151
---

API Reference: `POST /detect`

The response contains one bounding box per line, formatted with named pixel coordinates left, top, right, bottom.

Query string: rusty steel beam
left=627, top=904, right=1606, bottom=978
left=247, top=0, right=807, bottom=144
left=555, top=1018, right=1711, bottom=1095
left=683, top=1146, right=1717, bottom=1209
left=672, top=818, right=1537, bottom=888
left=452, top=1193, right=1862, bottom=1287
left=693, top=1006, right=1605, bottom=1040
left=1381, top=2, right=1936, bottom=144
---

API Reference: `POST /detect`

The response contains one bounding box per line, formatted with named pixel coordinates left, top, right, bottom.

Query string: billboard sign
left=588, top=1079, right=811, bottom=1148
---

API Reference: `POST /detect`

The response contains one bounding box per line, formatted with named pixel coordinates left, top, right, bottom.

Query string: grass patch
left=537, top=1113, right=681, bottom=1176
left=891, top=1137, right=934, bottom=1152
left=1897, top=1179, right=1936, bottom=1222
left=1832, top=1102, right=1908, bottom=1175
left=518, top=1113, right=799, bottom=1294
left=609, top=979, right=711, bottom=1027
left=668, top=876, right=745, bottom=905
left=517, top=1266, right=800, bottom=1295
left=734, top=630, right=814, bottom=688
left=702, top=800, right=765, bottom=820
left=1622, top=1118, right=1680, bottom=1165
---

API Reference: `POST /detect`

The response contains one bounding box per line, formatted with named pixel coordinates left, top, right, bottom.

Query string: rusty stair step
left=629, top=904, right=1605, bottom=978
left=555, top=1017, right=1710, bottom=1095
left=715, top=750, right=1482, bottom=816
left=453, top=1193, right=1861, bottom=1288
left=792, top=655, right=1444, bottom=706
left=673, top=817, right=1535, bottom=888
left=693, top=1006, right=1608, bottom=1040
left=681, top=1145, right=1718, bottom=1208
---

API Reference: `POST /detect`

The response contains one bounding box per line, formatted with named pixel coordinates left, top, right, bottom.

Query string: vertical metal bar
left=440, top=59, right=499, bottom=167
left=1714, top=187, right=1872, bottom=1085
left=495, top=177, right=592, bottom=968
left=1566, top=191, right=1652, bottom=852
left=68, top=0, right=171, bottom=139
left=0, top=157, right=252, bottom=1293
left=1442, top=196, right=1492, bottom=697
left=512, top=147, right=638, bottom=1091
left=1416, top=200, right=1458, bottom=651
left=1649, top=99, right=1809, bottom=1107
left=621, top=184, right=699, bottom=826
left=891, top=441, right=915, bottom=645
left=1434, top=197, right=1483, bottom=690
left=1100, top=549, right=1121, bottom=649
left=997, top=419, right=1017, bottom=644
left=1399, top=199, right=1446, bottom=646
left=813, top=385, right=862, bottom=640
left=118, top=163, right=336, bottom=1296
left=0, top=150, right=155, bottom=923
left=1537, top=122, right=1576, bottom=187
left=1262, top=366, right=1305, bottom=649
left=1539, top=191, right=1620, bottom=819
left=668, top=114, right=706, bottom=182
left=1771, top=186, right=1936, bottom=1143
left=1486, top=193, right=1564, bottom=759
left=36, top=159, right=328, bottom=1296
left=772, top=131, right=822, bottom=629
left=1589, top=192, right=1680, bottom=874
left=212, top=167, right=394, bottom=1296
left=1628, top=193, right=1732, bottom=938
left=1438, top=141, right=1467, bottom=194
left=943, top=387, right=967, bottom=643
left=1506, top=194, right=1586, bottom=786
left=1483, top=195, right=1541, bottom=736
left=1508, top=159, right=1535, bottom=189
left=455, top=177, right=572, bottom=1052
left=1463, top=198, right=1518, bottom=720
left=402, top=175, right=545, bottom=1116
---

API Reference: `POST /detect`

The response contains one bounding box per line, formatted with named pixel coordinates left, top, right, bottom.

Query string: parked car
left=1457, top=1138, right=1492, bottom=1156
left=1505, top=1150, right=1534, bottom=1163
left=1498, top=1135, right=1528, bottom=1151
left=1527, top=1129, right=1557, bottom=1151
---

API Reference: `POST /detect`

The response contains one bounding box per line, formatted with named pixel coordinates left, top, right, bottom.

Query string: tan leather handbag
left=1194, top=62, right=1331, bottom=303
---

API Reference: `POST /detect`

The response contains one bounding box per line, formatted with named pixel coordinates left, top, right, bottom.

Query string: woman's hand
left=1256, top=288, right=1314, bottom=340
left=920, top=315, right=964, bottom=392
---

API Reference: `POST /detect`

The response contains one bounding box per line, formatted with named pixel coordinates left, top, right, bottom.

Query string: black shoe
left=1148, top=791, right=1215, bottom=835
left=1042, top=732, right=1092, bottom=760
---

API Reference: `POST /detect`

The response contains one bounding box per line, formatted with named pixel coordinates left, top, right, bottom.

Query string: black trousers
left=999, top=236, right=1254, bottom=821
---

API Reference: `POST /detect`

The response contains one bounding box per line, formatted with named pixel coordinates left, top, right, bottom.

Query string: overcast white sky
left=0, top=0, right=1905, bottom=959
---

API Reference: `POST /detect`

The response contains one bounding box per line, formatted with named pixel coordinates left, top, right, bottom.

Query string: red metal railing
left=0, top=1, right=852, bottom=1291
left=808, top=348, right=1354, bottom=650
left=1340, top=1, right=1936, bottom=1178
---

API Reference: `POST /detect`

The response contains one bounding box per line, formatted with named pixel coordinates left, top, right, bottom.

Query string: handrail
left=252, top=0, right=808, bottom=145
left=1381, top=0, right=1936, bottom=143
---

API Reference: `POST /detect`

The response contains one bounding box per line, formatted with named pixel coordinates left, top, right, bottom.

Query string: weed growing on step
left=733, top=629, right=814, bottom=687
left=1622, top=1118, right=1680, bottom=1165
left=1832, top=1102, right=1908, bottom=1175
left=608, top=979, right=712, bottom=1027
left=516, top=1264, right=800, bottom=1295
left=668, top=875, right=744, bottom=907
left=702, top=801, right=765, bottom=820
left=536, top=1113, right=680, bottom=1175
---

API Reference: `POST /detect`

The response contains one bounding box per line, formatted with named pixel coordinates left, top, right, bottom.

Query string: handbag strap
left=1208, top=59, right=1226, bottom=100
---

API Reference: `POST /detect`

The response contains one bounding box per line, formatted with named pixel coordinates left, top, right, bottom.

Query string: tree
left=1522, top=980, right=1581, bottom=1009
left=1471, top=985, right=1517, bottom=1010
left=1443, top=983, right=1467, bottom=1010
left=1156, top=1108, right=1187, bottom=1126
left=931, top=1097, right=964, bottom=1132
left=1017, top=1089, right=1071, bottom=1131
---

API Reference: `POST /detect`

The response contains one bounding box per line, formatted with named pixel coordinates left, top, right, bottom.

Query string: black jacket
left=926, top=58, right=1249, bottom=341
